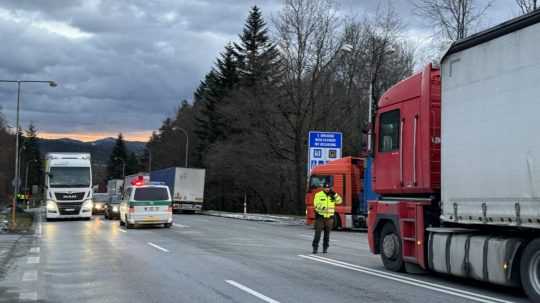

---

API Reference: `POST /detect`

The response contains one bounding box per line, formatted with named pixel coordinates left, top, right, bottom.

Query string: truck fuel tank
left=427, top=228, right=523, bottom=287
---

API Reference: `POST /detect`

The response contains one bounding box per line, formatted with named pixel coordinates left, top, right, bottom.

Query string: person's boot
left=322, top=247, right=328, bottom=254
left=312, top=247, right=318, bottom=254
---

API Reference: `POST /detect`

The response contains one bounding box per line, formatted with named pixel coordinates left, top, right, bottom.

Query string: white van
left=119, top=179, right=173, bottom=228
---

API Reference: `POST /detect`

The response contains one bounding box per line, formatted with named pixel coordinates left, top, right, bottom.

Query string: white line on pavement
left=148, top=242, right=169, bottom=252
left=173, top=223, right=190, bottom=228
left=225, top=280, right=280, bottom=303
left=118, top=229, right=127, bottom=233
left=29, top=247, right=40, bottom=254
left=27, top=256, right=40, bottom=264
left=22, top=270, right=38, bottom=282
left=19, top=292, right=37, bottom=301
left=299, top=255, right=513, bottom=303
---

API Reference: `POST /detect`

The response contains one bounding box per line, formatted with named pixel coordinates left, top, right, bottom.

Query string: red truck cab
left=368, top=64, right=441, bottom=270
left=305, top=157, right=367, bottom=229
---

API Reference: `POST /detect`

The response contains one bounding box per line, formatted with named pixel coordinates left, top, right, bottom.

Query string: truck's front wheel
left=380, top=223, right=404, bottom=272
left=520, top=239, right=540, bottom=302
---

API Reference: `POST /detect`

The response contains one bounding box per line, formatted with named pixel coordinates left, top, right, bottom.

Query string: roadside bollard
left=243, top=193, right=247, bottom=218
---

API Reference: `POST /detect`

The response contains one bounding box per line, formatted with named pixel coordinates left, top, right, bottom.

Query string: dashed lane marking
left=173, top=223, right=190, bottom=228
left=19, top=292, right=38, bottom=301
left=225, top=280, right=280, bottom=303
left=22, top=270, right=38, bottom=282
left=147, top=242, right=169, bottom=252
left=299, top=255, right=514, bottom=303
left=27, top=256, right=40, bottom=264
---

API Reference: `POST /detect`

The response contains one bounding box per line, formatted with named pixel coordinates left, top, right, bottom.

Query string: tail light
left=128, top=206, right=135, bottom=213
left=167, top=205, right=173, bottom=212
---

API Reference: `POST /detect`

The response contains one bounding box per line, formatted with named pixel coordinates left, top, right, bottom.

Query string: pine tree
left=126, top=152, right=140, bottom=175
left=107, top=133, right=128, bottom=179
left=233, top=6, right=280, bottom=87
left=195, top=45, right=240, bottom=157
left=21, top=123, right=43, bottom=192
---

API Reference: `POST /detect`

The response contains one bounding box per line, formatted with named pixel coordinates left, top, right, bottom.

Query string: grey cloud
left=0, top=0, right=516, bottom=138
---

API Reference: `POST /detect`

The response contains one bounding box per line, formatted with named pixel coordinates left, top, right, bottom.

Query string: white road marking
left=173, top=223, right=190, bottom=228
left=29, top=247, right=40, bottom=254
left=19, top=292, right=38, bottom=301
left=299, top=255, right=513, bottom=303
left=148, top=242, right=169, bottom=252
left=27, top=256, right=40, bottom=264
left=225, top=280, right=280, bottom=303
left=118, top=229, right=127, bottom=233
left=22, top=270, right=38, bottom=282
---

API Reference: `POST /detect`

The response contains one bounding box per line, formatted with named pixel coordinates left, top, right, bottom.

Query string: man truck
left=150, top=167, right=205, bottom=213
left=367, top=11, right=540, bottom=301
left=45, top=153, right=93, bottom=220
left=306, top=156, right=377, bottom=229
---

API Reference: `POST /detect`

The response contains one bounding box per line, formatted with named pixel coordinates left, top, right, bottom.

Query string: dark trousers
left=312, top=214, right=333, bottom=250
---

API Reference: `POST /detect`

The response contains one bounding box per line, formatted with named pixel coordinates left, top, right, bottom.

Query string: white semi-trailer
left=150, top=167, right=205, bottom=213
left=45, top=153, right=93, bottom=220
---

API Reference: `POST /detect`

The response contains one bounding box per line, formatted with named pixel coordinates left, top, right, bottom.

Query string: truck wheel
left=380, top=223, right=404, bottom=272
left=520, top=239, right=540, bottom=302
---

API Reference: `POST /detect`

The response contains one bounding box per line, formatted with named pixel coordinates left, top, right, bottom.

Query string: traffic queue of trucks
left=363, top=11, right=540, bottom=302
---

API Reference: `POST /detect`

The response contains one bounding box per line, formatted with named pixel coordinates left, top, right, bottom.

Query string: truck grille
left=57, top=202, right=82, bottom=215
left=55, top=192, right=85, bottom=201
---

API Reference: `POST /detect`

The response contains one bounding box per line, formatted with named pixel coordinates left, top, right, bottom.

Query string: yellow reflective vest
left=313, top=190, right=342, bottom=218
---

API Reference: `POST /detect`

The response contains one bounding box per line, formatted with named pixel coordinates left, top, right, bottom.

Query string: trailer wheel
left=380, top=223, right=404, bottom=272
left=520, top=239, right=540, bottom=302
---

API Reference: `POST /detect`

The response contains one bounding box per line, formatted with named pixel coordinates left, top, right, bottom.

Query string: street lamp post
left=0, top=79, right=56, bottom=230
left=147, top=149, right=152, bottom=173
left=172, top=126, right=189, bottom=168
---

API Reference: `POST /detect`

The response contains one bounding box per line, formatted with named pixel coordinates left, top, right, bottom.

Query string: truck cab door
left=374, top=109, right=402, bottom=192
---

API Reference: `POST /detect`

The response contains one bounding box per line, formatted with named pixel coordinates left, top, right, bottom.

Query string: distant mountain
left=38, top=137, right=146, bottom=165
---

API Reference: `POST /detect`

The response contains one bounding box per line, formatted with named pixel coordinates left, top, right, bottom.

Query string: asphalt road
left=0, top=213, right=531, bottom=303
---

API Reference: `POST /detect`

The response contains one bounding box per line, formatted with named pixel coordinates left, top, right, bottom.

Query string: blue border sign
left=307, top=131, right=342, bottom=174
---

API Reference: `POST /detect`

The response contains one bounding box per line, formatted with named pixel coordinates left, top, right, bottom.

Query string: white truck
left=44, top=153, right=93, bottom=220
left=150, top=167, right=205, bottom=213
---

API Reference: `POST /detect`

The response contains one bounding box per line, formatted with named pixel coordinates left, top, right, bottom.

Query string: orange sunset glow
left=39, top=131, right=152, bottom=142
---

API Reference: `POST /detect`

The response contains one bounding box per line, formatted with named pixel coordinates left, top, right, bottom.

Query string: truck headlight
left=82, top=200, right=93, bottom=211
left=112, top=206, right=119, bottom=212
left=46, top=200, right=57, bottom=212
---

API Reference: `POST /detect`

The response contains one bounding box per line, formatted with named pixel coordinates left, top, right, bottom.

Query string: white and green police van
left=119, top=177, right=173, bottom=228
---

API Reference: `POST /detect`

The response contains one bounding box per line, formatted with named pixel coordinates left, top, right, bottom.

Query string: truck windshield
left=133, top=187, right=169, bottom=201
left=49, top=167, right=91, bottom=188
left=309, top=175, right=333, bottom=189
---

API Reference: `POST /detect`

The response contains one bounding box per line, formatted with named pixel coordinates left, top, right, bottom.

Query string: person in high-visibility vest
left=312, top=183, right=342, bottom=254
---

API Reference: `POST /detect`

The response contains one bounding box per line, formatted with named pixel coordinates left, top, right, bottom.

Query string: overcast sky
left=0, top=0, right=519, bottom=142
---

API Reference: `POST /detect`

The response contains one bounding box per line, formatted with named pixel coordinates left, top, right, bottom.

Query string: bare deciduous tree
left=516, top=0, right=538, bottom=14
left=413, top=0, right=492, bottom=42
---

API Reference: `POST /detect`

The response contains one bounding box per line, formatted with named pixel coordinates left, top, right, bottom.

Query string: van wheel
left=520, top=239, right=540, bottom=302
left=164, top=223, right=172, bottom=228
left=126, top=217, right=134, bottom=229
left=380, top=223, right=404, bottom=272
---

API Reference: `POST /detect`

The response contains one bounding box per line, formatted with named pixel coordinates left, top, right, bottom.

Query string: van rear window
left=133, top=187, right=169, bottom=201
